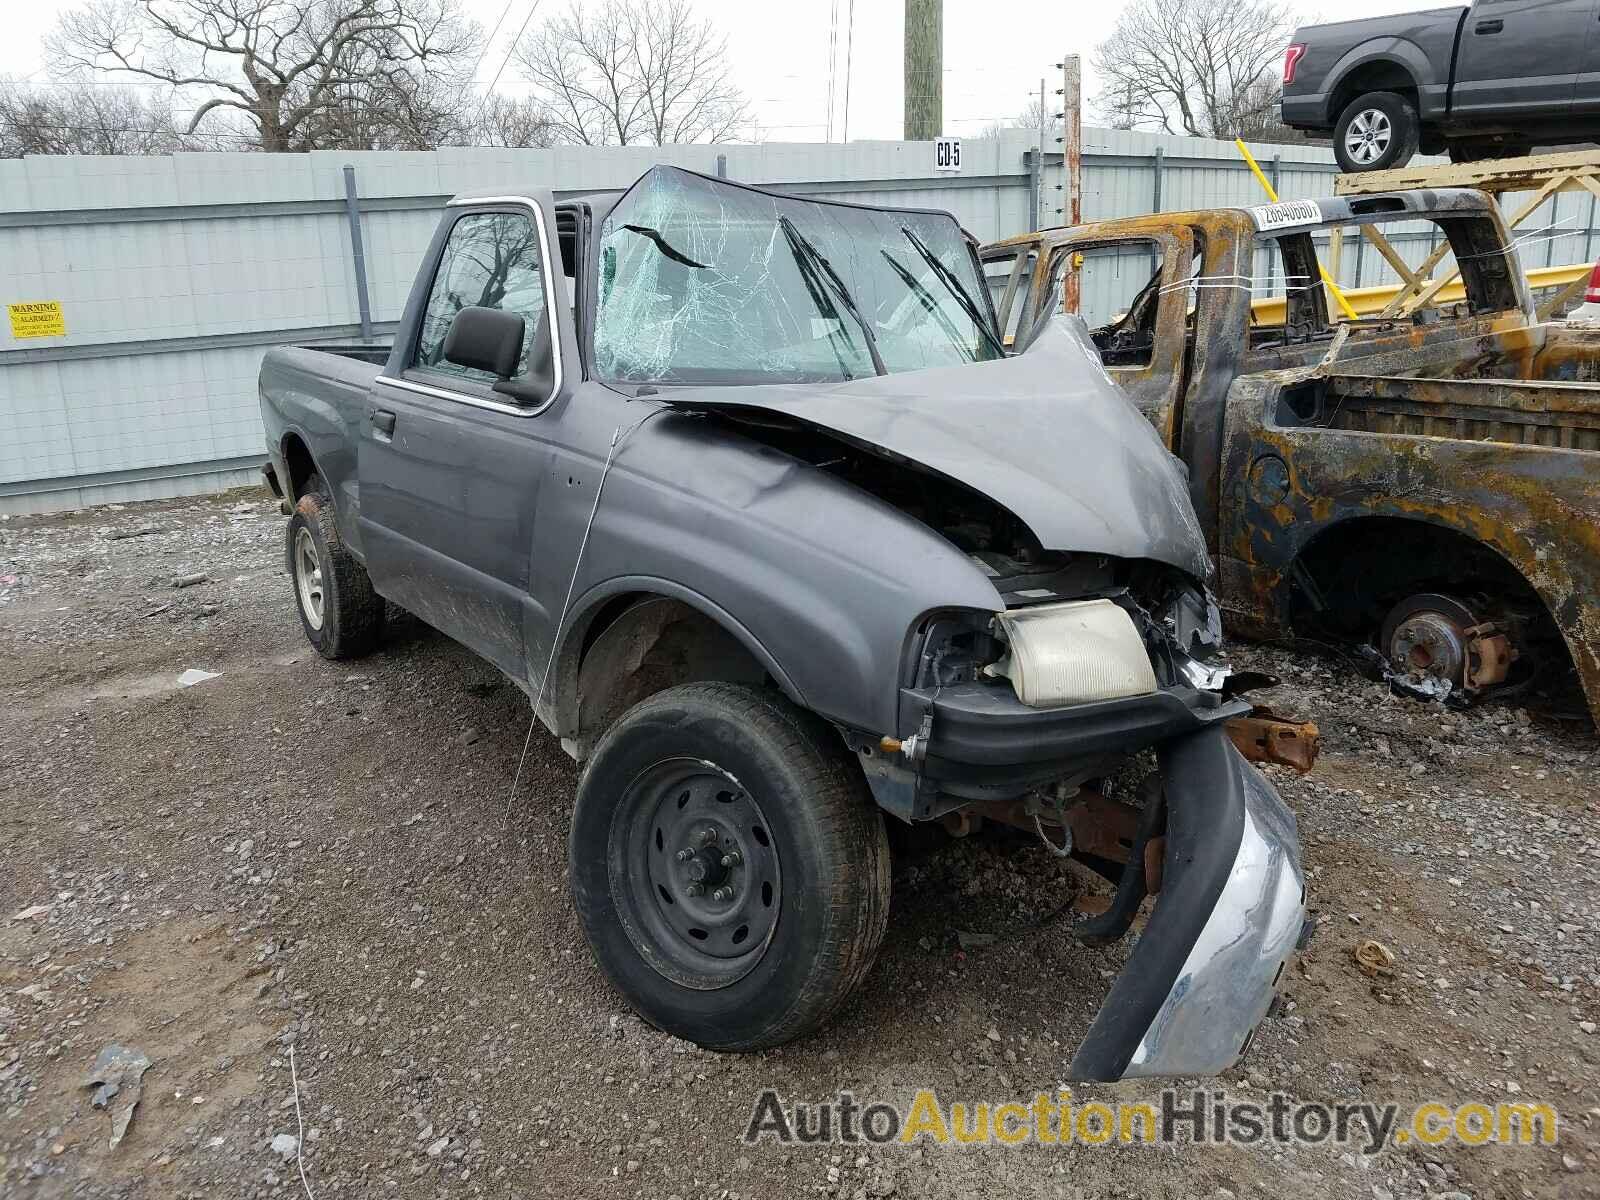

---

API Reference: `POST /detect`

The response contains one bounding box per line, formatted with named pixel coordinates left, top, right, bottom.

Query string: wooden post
left=1061, top=54, right=1082, bottom=313
left=903, top=0, right=943, bottom=141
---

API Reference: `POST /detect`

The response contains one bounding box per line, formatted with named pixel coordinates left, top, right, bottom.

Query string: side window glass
left=414, top=212, right=548, bottom=385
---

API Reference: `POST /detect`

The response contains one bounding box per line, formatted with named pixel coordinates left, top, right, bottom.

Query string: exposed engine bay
left=711, top=405, right=1226, bottom=650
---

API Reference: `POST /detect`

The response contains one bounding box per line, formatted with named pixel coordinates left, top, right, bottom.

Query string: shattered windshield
left=593, top=166, right=1003, bottom=385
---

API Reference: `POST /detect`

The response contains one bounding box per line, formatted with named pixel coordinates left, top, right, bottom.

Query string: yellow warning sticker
left=8, top=301, right=66, bottom=339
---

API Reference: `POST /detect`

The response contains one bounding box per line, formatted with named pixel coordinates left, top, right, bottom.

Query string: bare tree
left=978, top=95, right=1050, bottom=140
left=1092, top=0, right=1299, bottom=140
left=46, top=0, right=482, bottom=152
left=0, top=79, right=207, bottom=156
left=309, top=69, right=476, bottom=149
left=1100, top=81, right=1144, bottom=132
left=1230, top=77, right=1306, bottom=144
left=511, top=0, right=749, bottom=146
left=467, top=93, right=557, bottom=148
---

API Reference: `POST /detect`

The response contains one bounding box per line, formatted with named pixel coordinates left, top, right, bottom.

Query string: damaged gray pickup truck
left=258, top=166, right=1309, bottom=1082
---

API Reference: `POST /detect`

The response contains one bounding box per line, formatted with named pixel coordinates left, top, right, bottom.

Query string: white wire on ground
left=289, top=1044, right=315, bottom=1200
left=502, top=407, right=661, bottom=827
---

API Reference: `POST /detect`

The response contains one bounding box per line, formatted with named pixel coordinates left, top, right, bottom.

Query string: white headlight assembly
left=985, top=598, right=1158, bottom=707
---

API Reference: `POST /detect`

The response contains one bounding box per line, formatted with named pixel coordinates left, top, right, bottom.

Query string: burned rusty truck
left=259, top=165, right=1308, bottom=1082
left=984, top=190, right=1600, bottom=724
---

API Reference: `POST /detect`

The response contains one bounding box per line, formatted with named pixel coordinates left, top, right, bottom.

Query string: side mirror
left=443, top=306, right=525, bottom=378
left=441, top=305, right=555, bottom=407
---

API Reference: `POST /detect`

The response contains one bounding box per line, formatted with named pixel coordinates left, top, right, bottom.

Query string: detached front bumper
left=1070, top=725, right=1307, bottom=1082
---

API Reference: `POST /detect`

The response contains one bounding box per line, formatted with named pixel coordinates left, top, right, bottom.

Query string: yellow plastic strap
left=1234, top=139, right=1360, bottom=321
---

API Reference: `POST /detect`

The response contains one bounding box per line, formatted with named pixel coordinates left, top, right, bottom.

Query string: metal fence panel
left=0, top=129, right=1589, bottom=512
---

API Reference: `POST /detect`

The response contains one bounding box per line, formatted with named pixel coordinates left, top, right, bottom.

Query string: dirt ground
left=2, top=489, right=1597, bottom=1200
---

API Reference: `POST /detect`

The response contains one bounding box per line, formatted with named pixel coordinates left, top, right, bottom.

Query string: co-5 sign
left=934, top=137, right=961, bottom=173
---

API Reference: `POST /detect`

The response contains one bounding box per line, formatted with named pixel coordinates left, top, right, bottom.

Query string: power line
left=823, top=0, right=838, bottom=142
left=841, top=0, right=855, bottom=143
left=482, top=0, right=542, bottom=100
left=468, top=0, right=520, bottom=83
left=0, top=118, right=259, bottom=140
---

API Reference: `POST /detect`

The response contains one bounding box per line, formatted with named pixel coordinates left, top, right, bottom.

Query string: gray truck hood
left=658, top=317, right=1210, bottom=578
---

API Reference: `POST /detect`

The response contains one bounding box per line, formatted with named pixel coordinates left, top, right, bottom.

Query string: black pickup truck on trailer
left=1280, top=0, right=1600, bottom=171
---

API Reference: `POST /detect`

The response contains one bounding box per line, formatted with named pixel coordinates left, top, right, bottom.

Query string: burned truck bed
left=1228, top=365, right=1600, bottom=717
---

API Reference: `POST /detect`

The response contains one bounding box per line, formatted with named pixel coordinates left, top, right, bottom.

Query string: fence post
left=342, top=165, right=374, bottom=342
left=1267, top=154, right=1282, bottom=293
left=1026, top=148, right=1040, bottom=232
left=1150, top=146, right=1165, bottom=277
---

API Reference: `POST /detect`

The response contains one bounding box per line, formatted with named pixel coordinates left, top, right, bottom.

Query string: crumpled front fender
left=1070, top=726, right=1307, bottom=1081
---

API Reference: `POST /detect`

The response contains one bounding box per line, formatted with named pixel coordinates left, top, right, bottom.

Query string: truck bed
left=1301, top=372, right=1600, bottom=452
left=302, top=343, right=391, bottom=366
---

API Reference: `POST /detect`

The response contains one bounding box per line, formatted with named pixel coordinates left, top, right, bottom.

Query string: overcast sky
left=0, top=0, right=1454, bottom=142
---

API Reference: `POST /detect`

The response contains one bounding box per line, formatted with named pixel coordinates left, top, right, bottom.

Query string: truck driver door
left=1451, top=0, right=1593, bottom=117
left=358, top=195, right=577, bottom=683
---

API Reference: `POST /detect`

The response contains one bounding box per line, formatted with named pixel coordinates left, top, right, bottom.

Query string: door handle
left=370, top=409, right=396, bottom=437
left=1474, top=18, right=1502, bottom=32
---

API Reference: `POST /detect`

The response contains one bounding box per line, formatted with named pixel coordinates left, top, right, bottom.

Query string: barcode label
left=1250, top=200, right=1323, bottom=231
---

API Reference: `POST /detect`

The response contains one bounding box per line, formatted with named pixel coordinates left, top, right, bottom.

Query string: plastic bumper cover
left=1278, top=92, right=1328, bottom=130
left=1069, top=725, right=1306, bottom=1081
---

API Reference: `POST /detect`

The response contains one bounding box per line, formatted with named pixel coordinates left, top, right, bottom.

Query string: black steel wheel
left=610, top=758, right=783, bottom=989
left=570, top=682, right=890, bottom=1051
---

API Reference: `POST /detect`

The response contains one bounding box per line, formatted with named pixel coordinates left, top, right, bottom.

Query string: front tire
left=1334, top=91, right=1419, bottom=173
left=285, top=474, right=384, bottom=660
left=570, top=682, right=891, bottom=1051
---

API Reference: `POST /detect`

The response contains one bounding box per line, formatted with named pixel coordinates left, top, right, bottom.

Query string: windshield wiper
left=621, top=224, right=708, bottom=269
left=899, top=225, right=1007, bottom=357
left=880, top=249, right=985, bottom=361
left=778, top=215, right=888, bottom=377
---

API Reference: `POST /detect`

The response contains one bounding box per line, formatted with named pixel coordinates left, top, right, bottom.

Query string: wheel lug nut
left=720, top=851, right=741, bottom=867
left=686, top=884, right=703, bottom=897
left=675, top=849, right=693, bottom=861
left=712, top=887, right=732, bottom=902
left=701, top=827, right=718, bottom=846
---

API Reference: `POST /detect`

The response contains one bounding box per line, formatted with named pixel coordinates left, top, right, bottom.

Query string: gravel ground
left=1, top=489, right=1597, bottom=1200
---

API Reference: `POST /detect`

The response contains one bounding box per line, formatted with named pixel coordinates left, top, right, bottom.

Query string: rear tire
left=285, top=474, right=384, bottom=660
left=1334, top=91, right=1420, bottom=173
left=569, top=682, right=891, bottom=1051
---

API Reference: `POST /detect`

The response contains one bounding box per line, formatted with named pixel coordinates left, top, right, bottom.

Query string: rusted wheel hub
left=1389, top=608, right=1470, bottom=682
left=1381, top=593, right=1514, bottom=694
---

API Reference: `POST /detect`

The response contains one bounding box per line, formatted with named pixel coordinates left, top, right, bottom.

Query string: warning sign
left=8, top=301, right=66, bottom=339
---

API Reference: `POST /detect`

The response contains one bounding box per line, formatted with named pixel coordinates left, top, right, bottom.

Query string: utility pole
left=903, top=0, right=942, bottom=141
left=1036, top=78, right=1047, bottom=232
left=1060, top=54, right=1083, bottom=312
